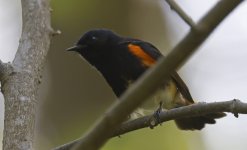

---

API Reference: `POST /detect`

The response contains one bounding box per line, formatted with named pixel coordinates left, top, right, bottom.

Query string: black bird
left=67, top=29, right=226, bottom=130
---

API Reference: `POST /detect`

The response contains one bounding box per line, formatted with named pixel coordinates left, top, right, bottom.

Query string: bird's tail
left=174, top=112, right=226, bottom=130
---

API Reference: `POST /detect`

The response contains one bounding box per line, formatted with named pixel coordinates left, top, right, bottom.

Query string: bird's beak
left=66, top=45, right=80, bottom=52
left=66, top=45, right=86, bottom=52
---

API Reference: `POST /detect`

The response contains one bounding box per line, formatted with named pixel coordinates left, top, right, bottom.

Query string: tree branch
left=165, top=0, right=196, bottom=27
left=53, top=0, right=244, bottom=150
left=1, top=0, right=52, bottom=149
left=112, top=99, right=246, bottom=136
left=0, top=60, right=13, bottom=83
left=53, top=99, right=247, bottom=150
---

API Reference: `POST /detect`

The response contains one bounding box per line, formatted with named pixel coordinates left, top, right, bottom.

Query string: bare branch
left=51, top=1, right=244, bottom=150
left=53, top=99, right=247, bottom=150
left=51, top=29, right=62, bottom=37
left=112, top=99, right=246, bottom=136
left=165, top=0, right=196, bottom=28
left=0, top=60, right=13, bottom=83
left=1, top=0, right=52, bottom=149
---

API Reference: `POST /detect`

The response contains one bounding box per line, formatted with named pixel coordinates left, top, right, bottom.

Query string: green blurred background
left=35, top=0, right=203, bottom=149
left=2, top=0, right=247, bottom=150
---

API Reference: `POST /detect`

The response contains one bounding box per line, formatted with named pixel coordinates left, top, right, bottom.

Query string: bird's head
left=67, top=29, right=121, bottom=62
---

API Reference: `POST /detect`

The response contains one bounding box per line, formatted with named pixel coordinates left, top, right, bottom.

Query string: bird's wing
left=130, top=40, right=162, bottom=60
left=120, top=39, right=194, bottom=103
left=170, top=72, right=194, bottom=103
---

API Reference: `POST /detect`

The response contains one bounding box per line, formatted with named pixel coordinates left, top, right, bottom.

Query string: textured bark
left=0, top=0, right=52, bottom=149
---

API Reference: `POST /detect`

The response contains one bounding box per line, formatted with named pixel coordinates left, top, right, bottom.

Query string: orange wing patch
left=128, top=44, right=156, bottom=67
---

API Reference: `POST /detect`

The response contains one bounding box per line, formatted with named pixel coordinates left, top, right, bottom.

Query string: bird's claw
left=149, top=102, right=163, bottom=129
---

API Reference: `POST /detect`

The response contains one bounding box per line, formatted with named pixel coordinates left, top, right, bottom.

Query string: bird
left=67, top=29, right=226, bottom=130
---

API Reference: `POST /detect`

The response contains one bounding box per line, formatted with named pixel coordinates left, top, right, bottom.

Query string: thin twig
left=165, top=0, right=196, bottom=28
left=53, top=99, right=247, bottom=150
left=53, top=1, right=243, bottom=150
left=112, top=99, right=246, bottom=136
left=0, top=60, right=13, bottom=83
left=0, top=60, right=6, bottom=80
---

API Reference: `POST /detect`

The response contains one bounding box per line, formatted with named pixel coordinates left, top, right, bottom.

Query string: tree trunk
left=0, top=0, right=53, bottom=149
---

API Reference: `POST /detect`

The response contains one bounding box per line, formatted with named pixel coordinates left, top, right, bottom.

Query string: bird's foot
left=149, top=102, right=163, bottom=129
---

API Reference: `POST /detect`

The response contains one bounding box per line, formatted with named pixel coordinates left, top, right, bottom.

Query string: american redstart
left=67, top=29, right=226, bottom=130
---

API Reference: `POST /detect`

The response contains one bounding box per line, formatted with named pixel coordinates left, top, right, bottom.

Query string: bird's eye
left=85, top=35, right=99, bottom=45
left=91, top=36, right=97, bottom=41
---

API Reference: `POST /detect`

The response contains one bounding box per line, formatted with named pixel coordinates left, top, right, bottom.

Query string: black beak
left=66, top=45, right=86, bottom=52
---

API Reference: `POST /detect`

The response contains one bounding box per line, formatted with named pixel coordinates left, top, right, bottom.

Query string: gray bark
left=0, top=0, right=52, bottom=149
